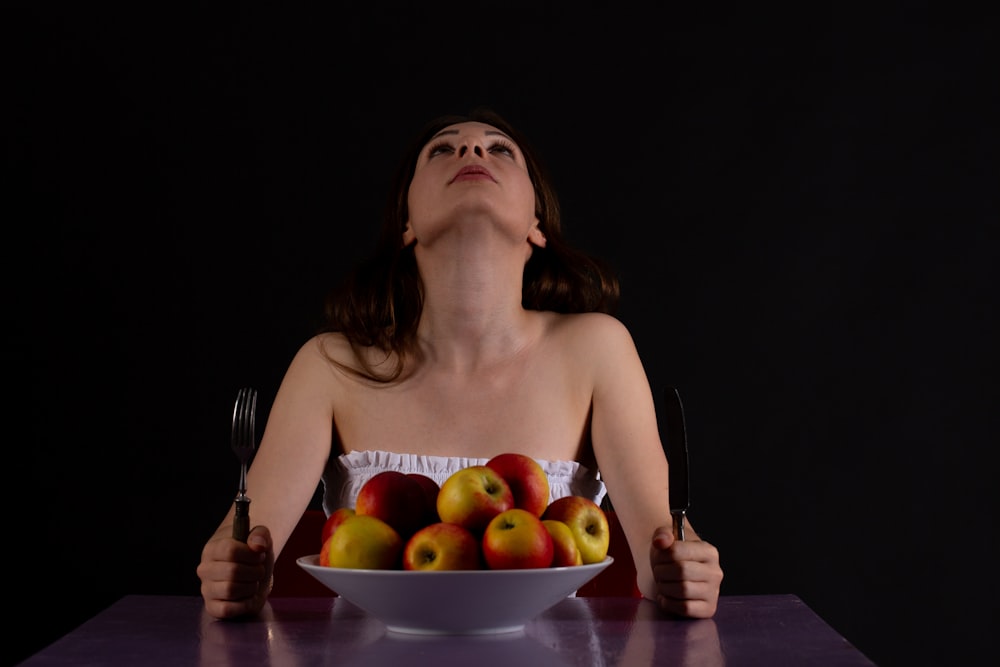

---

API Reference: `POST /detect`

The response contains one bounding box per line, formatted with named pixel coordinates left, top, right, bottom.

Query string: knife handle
left=233, top=496, right=251, bottom=542
left=671, top=510, right=686, bottom=541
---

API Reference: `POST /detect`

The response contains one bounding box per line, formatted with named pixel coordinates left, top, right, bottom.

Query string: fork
left=231, top=387, right=258, bottom=542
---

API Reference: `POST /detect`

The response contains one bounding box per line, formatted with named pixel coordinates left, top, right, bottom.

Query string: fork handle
left=233, top=496, right=251, bottom=542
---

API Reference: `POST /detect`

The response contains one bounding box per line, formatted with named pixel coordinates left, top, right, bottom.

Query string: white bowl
left=296, top=554, right=613, bottom=635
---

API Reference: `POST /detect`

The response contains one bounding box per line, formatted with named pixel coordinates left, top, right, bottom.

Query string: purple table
left=19, top=594, right=874, bottom=666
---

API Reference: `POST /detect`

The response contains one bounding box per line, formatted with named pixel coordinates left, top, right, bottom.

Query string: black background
left=5, top=4, right=997, bottom=666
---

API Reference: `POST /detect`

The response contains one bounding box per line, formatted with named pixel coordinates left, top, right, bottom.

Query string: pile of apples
left=318, top=452, right=610, bottom=571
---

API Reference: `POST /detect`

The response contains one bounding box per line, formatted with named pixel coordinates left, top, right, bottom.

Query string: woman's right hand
left=197, top=525, right=274, bottom=619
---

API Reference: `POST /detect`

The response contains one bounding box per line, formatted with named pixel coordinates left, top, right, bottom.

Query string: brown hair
left=321, top=107, right=620, bottom=382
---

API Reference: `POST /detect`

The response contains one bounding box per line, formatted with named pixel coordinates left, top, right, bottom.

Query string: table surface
left=19, top=594, right=875, bottom=666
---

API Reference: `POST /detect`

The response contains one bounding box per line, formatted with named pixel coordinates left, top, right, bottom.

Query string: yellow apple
left=482, top=508, right=554, bottom=569
left=403, top=522, right=482, bottom=570
left=543, top=519, right=583, bottom=567
left=437, top=465, right=514, bottom=533
left=321, top=514, right=403, bottom=569
left=486, top=452, right=550, bottom=517
left=541, top=496, right=609, bottom=564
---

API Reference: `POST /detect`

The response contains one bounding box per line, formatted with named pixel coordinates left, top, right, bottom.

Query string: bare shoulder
left=545, top=311, right=637, bottom=353
left=288, top=333, right=403, bottom=388
left=285, top=332, right=341, bottom=367
left=271, top=333, right=362, bottom=414
left=282, top=332, right=356, bottom=382
left=291, top=332, right=372, bottom=369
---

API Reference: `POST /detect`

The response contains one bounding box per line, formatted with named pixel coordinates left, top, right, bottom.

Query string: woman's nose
left=458, top=143, right=484, bottom=158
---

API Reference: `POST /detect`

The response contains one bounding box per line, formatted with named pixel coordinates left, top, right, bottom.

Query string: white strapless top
left=322, top=449, right=607, bottom=517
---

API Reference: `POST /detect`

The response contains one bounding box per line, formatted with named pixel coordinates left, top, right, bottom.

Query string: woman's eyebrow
left=429, top=129, right=459, bottom=141
left=485, top=130, right=513, bottom=141
left=427, top=128, right=514, bottom=142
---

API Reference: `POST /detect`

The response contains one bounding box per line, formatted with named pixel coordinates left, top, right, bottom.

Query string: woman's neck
left=413, top=242, right=539, bottom=372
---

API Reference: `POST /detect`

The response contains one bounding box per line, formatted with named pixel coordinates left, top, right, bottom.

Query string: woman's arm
left=197, top=335, right=340, bottom=618
left=584, top=315, right=723, bottom=617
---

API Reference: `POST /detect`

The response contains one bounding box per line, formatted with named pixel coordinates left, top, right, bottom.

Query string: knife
left=664, top=386, right=690, bottom=540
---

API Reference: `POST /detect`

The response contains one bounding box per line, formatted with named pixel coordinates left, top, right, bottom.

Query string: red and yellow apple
left=356, top=470, right=434, bottom=538
left=485, top=452, right=550, bottom=517
left=482, top=508, right=554, bottom=569
left=320, top=514, right=403, bottom=569
left=543, top=518, right=583, bottom=567
left=541, top=496, right=609, bottom=564
left=320, top=507, right=356, bottom=549
left=437, top=465, right=514, bottom=533
left=403, top=522, right=482, bottom=571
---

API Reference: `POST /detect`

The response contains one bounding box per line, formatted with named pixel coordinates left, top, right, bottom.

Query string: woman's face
left=403, top=121, right=544, bottom=249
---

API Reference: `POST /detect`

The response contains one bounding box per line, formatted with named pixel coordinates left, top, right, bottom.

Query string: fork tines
left=232, top=387, right=258, bottom=495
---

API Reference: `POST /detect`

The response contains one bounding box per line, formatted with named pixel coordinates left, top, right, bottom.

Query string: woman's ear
left=402, top=222, right=416, bottom=246
left=528, top=222, right=547, bottom=248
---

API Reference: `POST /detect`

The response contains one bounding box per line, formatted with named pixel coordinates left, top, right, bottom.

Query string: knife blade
left=664, top=386, right=690, bottom=540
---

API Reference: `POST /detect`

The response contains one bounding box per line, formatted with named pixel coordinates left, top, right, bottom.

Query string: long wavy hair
left=320, top=107, right=620, bottom=382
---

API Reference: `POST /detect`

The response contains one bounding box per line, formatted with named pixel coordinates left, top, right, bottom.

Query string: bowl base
left=386, top=624, right=526, bottom=636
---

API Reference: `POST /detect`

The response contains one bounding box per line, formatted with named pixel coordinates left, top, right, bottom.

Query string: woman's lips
left=450, top=165, right=495, bottom=183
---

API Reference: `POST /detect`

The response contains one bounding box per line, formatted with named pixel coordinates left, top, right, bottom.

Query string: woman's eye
left=488, top=141, right=516, bottom=158
left=426, top=141, right=454, bottom=157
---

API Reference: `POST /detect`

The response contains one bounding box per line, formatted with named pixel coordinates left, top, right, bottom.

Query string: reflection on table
left=20, top=594, right=875, bottom=666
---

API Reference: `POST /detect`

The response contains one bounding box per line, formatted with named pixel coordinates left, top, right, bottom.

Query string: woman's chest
left=333, top=362, right=593, bottom=462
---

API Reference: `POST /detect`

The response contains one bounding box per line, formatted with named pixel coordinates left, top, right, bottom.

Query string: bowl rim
left=296, top=553, right=613, bottom=575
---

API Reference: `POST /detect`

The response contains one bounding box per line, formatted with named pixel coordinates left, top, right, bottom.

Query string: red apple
left=543, top=519, right=583, bottom=567
left=320, top=514, right=403, bottom=569
left=403, top=522, right=482, bottom=571
left=541, top=496, right=610, bottom=564
left=320, top=507, right=356, bottom=549
left=355, top=470, right=433, bottom=538
left=406, top=473, right=441, bottom=524
left=482, top=508, right=554, bottom=570
left=437, top=465, right=514, bottom=533
left=486, top=452, right=550, bottom=517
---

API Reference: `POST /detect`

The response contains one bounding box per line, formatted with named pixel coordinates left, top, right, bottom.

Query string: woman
left=197, top=108, right=723, bottom=620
